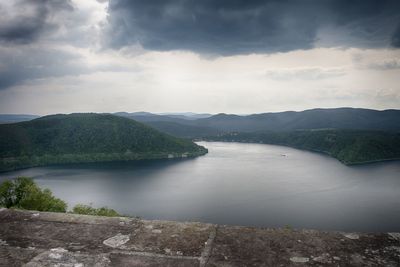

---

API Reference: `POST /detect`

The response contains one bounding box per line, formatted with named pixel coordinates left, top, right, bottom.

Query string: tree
left=0, top=177, right=67, bottom=212
left=0, top=180, right=15, bottom=208
left=72, top=204, right=119, bottom=217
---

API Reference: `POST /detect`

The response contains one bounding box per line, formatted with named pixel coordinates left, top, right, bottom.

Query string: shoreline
left=0, top=148, right=208, bottom=173
left=198, top=139, right=400, bottom=166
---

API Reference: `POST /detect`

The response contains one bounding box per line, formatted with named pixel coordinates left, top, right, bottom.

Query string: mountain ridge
left=2, top=107, right=400, bottom=132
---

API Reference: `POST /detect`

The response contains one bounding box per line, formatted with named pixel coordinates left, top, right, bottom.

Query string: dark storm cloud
left=106, top=0, right=400, bottom=55
left=0, top=47, right=89, bottom=90
left=0, top=0, right=73, bottom=44
left=0, top=0, right=96, bottom=90
left=392, top=23, right=400, bottom=48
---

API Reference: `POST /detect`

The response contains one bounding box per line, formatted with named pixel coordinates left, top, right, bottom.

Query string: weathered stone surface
left=103, top=234, right=130, bottom=248
left=108, top=252, right=199, bottom=267
left=344, top=233, right=360, bottom=240
left=25, top=248, right=111, bottom=267
left=0, top=246, right=43, bottom=267
left=0, top=209, right=399, bottom=266
left=290, top=256, right=309, bottom=263
left=389, top=232, right=400, bottom=242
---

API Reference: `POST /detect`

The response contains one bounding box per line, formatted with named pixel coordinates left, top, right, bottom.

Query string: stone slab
left=0, top=209, right=399, bottom=266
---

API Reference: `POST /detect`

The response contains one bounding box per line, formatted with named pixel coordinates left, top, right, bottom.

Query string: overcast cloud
left=106, top=0, right=400, bottom=55
left=0, top=0, right=399, bottom=114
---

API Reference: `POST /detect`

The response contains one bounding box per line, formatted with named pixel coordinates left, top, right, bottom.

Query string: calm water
left=1, top=141, right=400, bottom=232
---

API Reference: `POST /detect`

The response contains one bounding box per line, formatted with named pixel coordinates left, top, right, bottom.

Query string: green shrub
left=0, top=177, right=66, bottom=212
left=72, top=204, right=119, bottom=217
left=0, top=177, right=120, bottom=217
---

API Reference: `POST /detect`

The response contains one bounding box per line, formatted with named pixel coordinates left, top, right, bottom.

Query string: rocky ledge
left=0, top=208, right=399, bottom=266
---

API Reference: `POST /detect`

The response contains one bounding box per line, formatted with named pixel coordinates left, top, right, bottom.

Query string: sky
left=0, top=0, right=399, bottom=115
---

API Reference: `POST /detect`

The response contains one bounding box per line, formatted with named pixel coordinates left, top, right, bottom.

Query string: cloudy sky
left=0, top=0, right=399, bottom=115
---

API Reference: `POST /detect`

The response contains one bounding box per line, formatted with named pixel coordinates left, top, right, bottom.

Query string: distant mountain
left=0, top=114, right=39, bottom=124
left=194, top=108, right=400, bottom=133
left=144, top=121, right=221, bottom=138
left=0, top=113, right=207, bottom=172
left=114, top=112, right=212, bottom=121
left=112, top=108, right=400, bottom=139
left=114, top=112, right=189, bottom=124
left=114, top=112, right=221, bottom=138
left=4, top=108, right=399, bottom=132
left=204, top=130, right=400, bottom=165
left=158, top=112, right=213, bottom=120
left=114, top=111, right=154, bottom=117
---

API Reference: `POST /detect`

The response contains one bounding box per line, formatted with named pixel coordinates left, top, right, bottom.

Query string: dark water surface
left=1, top=142, right=399, bottom=232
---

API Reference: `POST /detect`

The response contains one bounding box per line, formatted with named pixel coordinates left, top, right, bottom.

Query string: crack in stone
left=200, top=225, right=218, bottom=267
left=110, top=250, right=199, bottom=261
left=24, top=248, right=111, bottom=267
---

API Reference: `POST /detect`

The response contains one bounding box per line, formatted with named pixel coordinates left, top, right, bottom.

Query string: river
left=1, top=141, right=399, bottom=232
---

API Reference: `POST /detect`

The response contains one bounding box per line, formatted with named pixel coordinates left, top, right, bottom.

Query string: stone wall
left=0, top=209, right=399, bottom=266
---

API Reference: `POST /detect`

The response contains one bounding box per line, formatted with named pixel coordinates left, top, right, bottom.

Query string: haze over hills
left=0, top=113, right=207, bottom=172
left=141, top=121, right=220, bottom=138
left=115, top=112, right=190, bottom=124
left=114, top=112, right=212, bottom=121
left=2, top=108, right=400, bottom=138
left=113, top=108, right=400, bottom=138
left=191, top=108, right=400, bottom=133
left=3, top=108, right=400, bottom=134
left=158, top=112, right=213, bottom=120
left=0, top=114, right=40, bottom=124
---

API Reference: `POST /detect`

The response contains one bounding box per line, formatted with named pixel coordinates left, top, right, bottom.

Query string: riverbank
left=0, top=148, right=208, bottom=172
left=0, top=208, right=399, bottom=266
left=201, top=134, right=400, bottom=166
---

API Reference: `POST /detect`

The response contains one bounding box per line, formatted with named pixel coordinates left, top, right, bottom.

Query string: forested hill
left=116, top=108, right=400, bottom=138
left=193, top=108, right=400, bottom=133
left=0, top=113, right=207, bottom=172
left=2, top=108, right=399, bottom=138
left=204, top=130, right=400, bottom=165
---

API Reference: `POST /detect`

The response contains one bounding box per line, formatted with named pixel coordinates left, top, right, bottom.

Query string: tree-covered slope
left=204, top=130, right=400, bottom=165
left=143, top=121, right=221, bottom=138
left=195, top=108, right=400, bottom=133
left=0, top=113, right=207, bottom=171
left=116, top=108, right=400, bottom=138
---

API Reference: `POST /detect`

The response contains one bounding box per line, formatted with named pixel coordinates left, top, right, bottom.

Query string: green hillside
left=144, top=121, right=221, bottom=138
left=204, top=130, right=400, bottom=165
left=0, top=113, right=207, bottom=172
left=117, top=108, right=400, bottom=138
left=194, top=108, right=400, bottom=133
